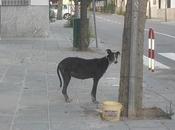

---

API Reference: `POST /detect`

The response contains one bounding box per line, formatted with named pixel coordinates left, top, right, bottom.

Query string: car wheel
left=63, top=13, right=71, bottom=20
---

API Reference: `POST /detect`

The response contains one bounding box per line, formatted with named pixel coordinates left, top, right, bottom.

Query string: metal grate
left=2, top=0, right=29, bottom=6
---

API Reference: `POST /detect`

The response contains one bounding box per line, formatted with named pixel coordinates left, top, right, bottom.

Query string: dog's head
left=106, top=49, right=120, bottom=64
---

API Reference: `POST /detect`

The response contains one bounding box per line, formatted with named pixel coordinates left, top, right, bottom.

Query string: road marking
left=143, top=55, right=170, bottom=69
left=145, top=29, right=175, bottom=39
left=96, top=16, right=121, bottom=24
left=97, top=18, right=175, bottom=39
left=159, top=53, right=175, bottom=61
left=155, top=32, right=175, bottom=39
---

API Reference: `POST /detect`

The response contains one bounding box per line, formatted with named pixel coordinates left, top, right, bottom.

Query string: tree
left=71, top=0, right=92, bottom=50
left=79, top=0, right=89, bottom=50
left=118, top=0, right=125, bottom=14
left=57, top=0, right=63, bottom=20
left=73, top=0, right=79, bottom=18
left=118, top=0, right=148, bottom=118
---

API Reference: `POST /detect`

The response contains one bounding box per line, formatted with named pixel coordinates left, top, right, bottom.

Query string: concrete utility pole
left=165, top=0, right=167, bottom=22
left=148, top=0, right=151, bottom=19
left=119, top=0, right=147, bottom=118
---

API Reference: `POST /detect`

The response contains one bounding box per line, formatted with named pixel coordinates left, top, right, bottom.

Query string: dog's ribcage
left=59, top=57, right=109, bottom=79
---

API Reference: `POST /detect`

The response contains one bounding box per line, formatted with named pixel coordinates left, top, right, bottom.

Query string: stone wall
left=166, top=8, right=175, bottom=20
left=1, top=5, right=49, bottom=38
left=151, top=8, right=175, bottom=20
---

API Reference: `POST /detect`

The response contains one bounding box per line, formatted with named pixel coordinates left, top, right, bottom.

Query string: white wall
left=171, top=0, right=175, bottom=8
left=31, top=0, right=48, bottom=5
left=0, top=0, right=48, bottom=6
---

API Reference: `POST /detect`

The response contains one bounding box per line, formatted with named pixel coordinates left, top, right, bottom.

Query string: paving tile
left=15, top=106, right=48, bottom=124
left=130, top=128, right=167, bottom=130
left=0, top=93, right=19, bottom=115
left=12, top=122, right=49, bottom=130
left=125, top=120, right=167, bottom=129
left=0, top=116, right=12, bottom=130
left=162, top=120, right=175, bottom=130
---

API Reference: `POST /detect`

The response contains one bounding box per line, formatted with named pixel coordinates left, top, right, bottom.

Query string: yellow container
left=101, top=101, right=122, bottom=122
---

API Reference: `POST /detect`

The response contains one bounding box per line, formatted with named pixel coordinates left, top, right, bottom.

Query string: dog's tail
left=57, top=65, right=62, bottom=88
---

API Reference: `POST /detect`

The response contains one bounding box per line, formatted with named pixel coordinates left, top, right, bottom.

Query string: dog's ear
left=116, top=51, right=120, bottom=55
left=106, top=49, right=112, bottom=54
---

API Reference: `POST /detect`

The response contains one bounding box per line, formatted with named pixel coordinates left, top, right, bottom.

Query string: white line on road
left=97, top=18, right=175, bottom=39
left=159, top=53, right=175, bottom=61
left=145, top=29, right=175, bottom=39
left=143, top=55, right=170, bottom=69
left=96, top=16, right=122, bottom=24
left=155, top=32, right=175, bottom=39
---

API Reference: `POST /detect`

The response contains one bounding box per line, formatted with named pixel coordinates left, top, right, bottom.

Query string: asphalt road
left=95, top=13, right=175, bottom=109
left=95, top=13, right=175, bottom=70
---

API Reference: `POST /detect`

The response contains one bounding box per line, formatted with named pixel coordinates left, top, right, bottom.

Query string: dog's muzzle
left=114, top=61, right=118, bottom=64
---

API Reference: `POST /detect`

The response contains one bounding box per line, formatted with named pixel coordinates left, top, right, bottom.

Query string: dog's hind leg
left=62, top=74, right=72, bottom=103
left=91, top=78, right=100, bottom=104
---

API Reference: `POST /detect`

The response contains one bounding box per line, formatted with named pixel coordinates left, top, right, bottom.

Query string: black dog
left=57, top=49, right=120, bottom=103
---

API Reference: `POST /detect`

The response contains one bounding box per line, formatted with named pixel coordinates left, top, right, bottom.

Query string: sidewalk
left=0, top=20, right=174, bottom=130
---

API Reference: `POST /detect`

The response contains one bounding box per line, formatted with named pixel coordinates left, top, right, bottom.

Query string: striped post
left=148, top=28, right=155, bottom=72
left=148, top=29, right=152, bottom=70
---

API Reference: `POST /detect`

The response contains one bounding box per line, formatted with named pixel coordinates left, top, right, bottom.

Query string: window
left=153, top=0, right=156, bottom=5
left=63, top=5, right=67, bottom=9
left=167, top=0, right=171, bottom=8
left=2, top=0, right=29, bottom=6
left=158, top=0, right=161, bottom=9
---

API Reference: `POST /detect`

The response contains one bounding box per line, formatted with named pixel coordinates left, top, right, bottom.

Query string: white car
left=62, top=4, right=74, bottom=20
left=50, top=4, right=74, bottom=21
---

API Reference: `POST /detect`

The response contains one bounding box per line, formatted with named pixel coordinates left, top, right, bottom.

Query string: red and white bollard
left=148, top=28, right=155, bottom=72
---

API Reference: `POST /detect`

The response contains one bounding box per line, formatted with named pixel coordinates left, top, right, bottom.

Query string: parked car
left=49, top=4, right=74, bottom=21
left=62, top=4, right=74, bottom=20
left=62, top=4, right=75, bottom=20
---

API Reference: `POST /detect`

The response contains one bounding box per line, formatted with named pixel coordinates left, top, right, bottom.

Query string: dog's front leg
left=91, top=78, right=100, bottom=104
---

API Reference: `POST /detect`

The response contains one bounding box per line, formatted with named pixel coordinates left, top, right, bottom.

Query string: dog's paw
left=93, top=100, right=99, bottom=104
left=65, top=98, right=73, bottom=103
left=92, top=98, right=99, bottom=104
left=64, top=95, right=72, bottom=103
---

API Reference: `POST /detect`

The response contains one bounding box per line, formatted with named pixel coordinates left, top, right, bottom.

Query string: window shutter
left=2, top=0, right=29, bottom=6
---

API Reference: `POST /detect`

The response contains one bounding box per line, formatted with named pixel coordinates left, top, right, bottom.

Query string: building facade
left=115, top=0, right=127, bottom=14
left=147, top=0, right=175, bottom=20
left=115, top=0, right=175, bottom=20
left=0, top=0, right=49, bottom=38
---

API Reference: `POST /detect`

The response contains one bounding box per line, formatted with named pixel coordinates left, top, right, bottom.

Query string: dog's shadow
left=80, top=102, right=101, bottom=117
